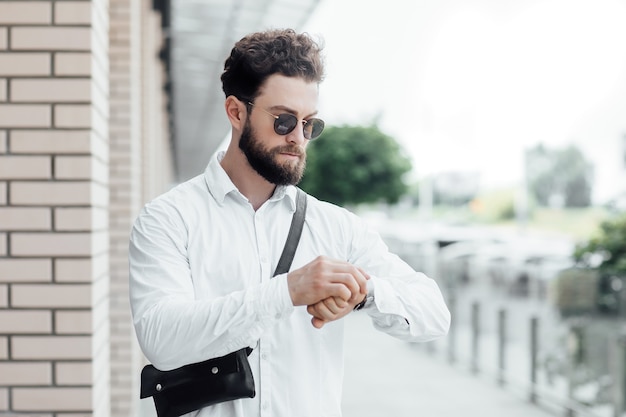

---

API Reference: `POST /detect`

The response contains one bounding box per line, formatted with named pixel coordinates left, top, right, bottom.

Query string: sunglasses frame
left=246, top=101, right=325, bottom=140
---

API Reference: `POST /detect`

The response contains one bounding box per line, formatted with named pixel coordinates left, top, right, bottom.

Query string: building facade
left=0, top=1, right=171, bottom=416
left=0, top=0, right=319, bottom=416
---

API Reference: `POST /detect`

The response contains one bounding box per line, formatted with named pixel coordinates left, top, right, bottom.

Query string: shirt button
left=261, top=353, right=268, bottom=360
left=262, top=402, right=269, bottom=410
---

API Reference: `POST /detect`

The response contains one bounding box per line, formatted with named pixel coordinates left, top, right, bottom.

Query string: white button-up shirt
left=129, top=152, right=450, bottom=417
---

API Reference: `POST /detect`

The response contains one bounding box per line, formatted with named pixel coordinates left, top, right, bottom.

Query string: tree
left=574, top=213, right=626, bottom=276
left=573, top=213, right=626, bottom=314
left=525, top=144, right=594, bottom=208
left=299, top=124, right=412, bottom=207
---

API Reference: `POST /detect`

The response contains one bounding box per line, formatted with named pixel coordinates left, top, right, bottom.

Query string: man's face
left=239, top=118, right=306, bottom=186
left=239, top=74, right=320, bottom=186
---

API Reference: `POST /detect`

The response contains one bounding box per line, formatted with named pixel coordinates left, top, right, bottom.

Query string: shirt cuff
left=366, top=276, right=409, bottom=323
left=256, top=273, right=295, bottom=320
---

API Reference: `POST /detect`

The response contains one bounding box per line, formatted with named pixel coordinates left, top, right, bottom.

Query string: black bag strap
left=273, top=188, right=307, bottom=277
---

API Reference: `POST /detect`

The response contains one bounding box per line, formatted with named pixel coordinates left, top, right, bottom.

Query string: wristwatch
left=354, top=293, right=373, bottom=311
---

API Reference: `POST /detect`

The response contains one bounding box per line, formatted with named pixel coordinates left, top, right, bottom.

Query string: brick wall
left=0, top=0, right=111, bottom=415
left=108, top=0, right=173, bottom=415
left=0, top=1, right=173, bottom=415
left=109, top=0, right=142, bottom=415
left=109, top=0, right=173, bottom=416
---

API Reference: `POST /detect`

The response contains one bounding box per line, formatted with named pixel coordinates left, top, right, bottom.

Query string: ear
left=225, top=95, right=246, bottom=131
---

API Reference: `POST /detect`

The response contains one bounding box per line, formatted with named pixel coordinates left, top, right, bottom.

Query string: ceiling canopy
left=169, top=0, right=321, bottom=181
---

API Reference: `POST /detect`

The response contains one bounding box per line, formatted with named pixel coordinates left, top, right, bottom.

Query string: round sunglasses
left=247, top=101, right=325, bottom=140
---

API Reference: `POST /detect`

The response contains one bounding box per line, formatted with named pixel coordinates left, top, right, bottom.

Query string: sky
left=303, top=0, right=626, bottom=203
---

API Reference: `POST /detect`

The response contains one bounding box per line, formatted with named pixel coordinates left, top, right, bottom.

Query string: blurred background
left=0, top=0, right=625, bottom=416
left=302, top=2, right=626, bottom=417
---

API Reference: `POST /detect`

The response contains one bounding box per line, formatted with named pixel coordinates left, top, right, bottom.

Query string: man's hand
left=307, top=292, right=367, bottom=329
left=287, top=256, right=368, bottom=307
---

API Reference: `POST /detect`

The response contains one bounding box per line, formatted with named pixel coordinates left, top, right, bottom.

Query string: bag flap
left=140, top=348, right=252, bottom=399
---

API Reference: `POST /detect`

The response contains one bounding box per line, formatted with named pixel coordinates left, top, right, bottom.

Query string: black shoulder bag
left=140, top=189, right=308, bottom=417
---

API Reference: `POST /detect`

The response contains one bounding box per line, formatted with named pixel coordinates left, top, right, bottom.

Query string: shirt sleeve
left=349, top=216, right=451, bottom=342
left=128, top=200, right=294, bottom=371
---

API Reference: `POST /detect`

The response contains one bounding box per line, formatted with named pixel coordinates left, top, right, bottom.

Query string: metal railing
left=435, top=294, right=626, bottom=417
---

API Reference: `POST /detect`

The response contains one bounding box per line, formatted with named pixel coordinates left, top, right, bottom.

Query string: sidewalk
left=341, top=313, right=556, bottom=417
left=139, top=313, right=558, bottom=417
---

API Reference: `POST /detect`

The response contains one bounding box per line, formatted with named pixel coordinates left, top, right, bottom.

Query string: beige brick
left=0, top=310, right=51, bottom=333
left=0, top=259, right=51, bottom=282
left=12, top=79, right=91, bottom=103
left=11, top=336, right=91, bottom=360
left=54, top=53, right=91, bottom=76
left=55, top=310, right=92, bottom=334
left=0, top=79, right=5, bottom=101
left=10, top=130, right=91, bottom=154
left=55, top=155, right=91, bottom=179
left=55, top=207, right=90, bottom=231
left=0, top=387, right=6, bottom=410
left=0, top=207, right=51, bottom=230
left=0, top=156, right=50, bottom=179
left=0, top=104, right=51, bottom=128
left=0, top=362, right=52, bottom=385
left=12, top=284, right=91, bottom=308
left=13, top=387, right=91, bottom=411
left=55, top=104, right=91, bottom=128
left=55, top=362, right=92, bottom=385
left=0, top=336, right=6, bottom=359
left=0, top=285, right=6, bottom=307
left=0, top=2, right=51, bottom=24
left=11, top=233, right=92, bottom=257
left=0, top=182, right=5, bottom=205
left=55, top=2, right=92, bottom=25
left=0, top=233, right=5, bottom=255
left=0, top=130, right=5, bottom=153
left=0, top=28, right=6, bottom=50
left=55, top=258, right=92, bottom=282
left=0, top=53, right=51, bottom=76
left=11, top=27, right=91, bottom=51
left=10, top=181, right=92, bottom=205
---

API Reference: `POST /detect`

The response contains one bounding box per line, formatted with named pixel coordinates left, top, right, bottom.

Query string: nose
left=287, top=122, right=307, bottom=145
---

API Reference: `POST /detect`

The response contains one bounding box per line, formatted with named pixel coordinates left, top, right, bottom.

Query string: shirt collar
left=205, top=151, right=298, bottom=211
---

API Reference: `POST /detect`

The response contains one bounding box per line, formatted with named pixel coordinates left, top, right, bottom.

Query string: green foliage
left=299, top=124, right=412, bottom=207
left=574, top=213, right=626, bottom=276
left=525, top=144, right=594, bottom=208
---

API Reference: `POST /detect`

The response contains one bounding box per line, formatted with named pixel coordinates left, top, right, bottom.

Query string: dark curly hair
left=221, top=28, right=325, bottom=101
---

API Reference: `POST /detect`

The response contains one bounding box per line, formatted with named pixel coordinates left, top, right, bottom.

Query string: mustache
left=275, top=145, right=305, bottom=156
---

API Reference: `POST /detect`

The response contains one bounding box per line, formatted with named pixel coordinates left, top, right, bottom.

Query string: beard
left=239, top=120, right=306, bottom=186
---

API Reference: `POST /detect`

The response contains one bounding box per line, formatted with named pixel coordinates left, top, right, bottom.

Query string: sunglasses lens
left=274, top=114, right=298, bottom=135
left=273, top=112, right=325, bottom=140
left=305, top=118, right=325, bottom=140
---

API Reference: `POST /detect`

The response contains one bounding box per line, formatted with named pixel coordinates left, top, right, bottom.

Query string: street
left=342, top=312, right=556, bottom=417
